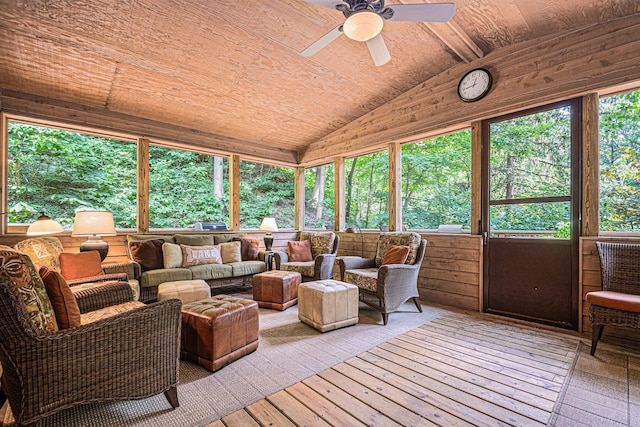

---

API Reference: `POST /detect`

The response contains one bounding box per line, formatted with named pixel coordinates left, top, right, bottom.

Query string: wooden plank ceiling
left=0, top=0, right=638, bottom=165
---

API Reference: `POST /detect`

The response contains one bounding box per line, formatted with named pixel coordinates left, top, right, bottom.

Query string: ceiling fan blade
left=301, top=25, right=344, bottom=57
left=385, top=3, right=455, bottom=22
left=366, top=34, right=391, bottom=66
left=301, top=0, right=348, bottom=10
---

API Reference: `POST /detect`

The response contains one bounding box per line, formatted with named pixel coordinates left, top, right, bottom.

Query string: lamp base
left=264, top=234, right=274, bottom=252
left=80, top=236, right=109, bottom=261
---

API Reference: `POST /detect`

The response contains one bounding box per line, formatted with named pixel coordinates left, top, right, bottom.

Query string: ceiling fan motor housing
left=338, top=0, right=393, bottom=19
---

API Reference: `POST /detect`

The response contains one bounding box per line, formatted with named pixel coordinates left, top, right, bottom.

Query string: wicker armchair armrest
left=378, top=263, right=420, bottom=282
left=273, top=251, right=288, bottom=269
left=315, top=253, right=337, bottom=280
left=102, top=261, right=140, bottom=280
left=67, top=272, right=129, bottom=287
left=71, top=280, right=134, bottom=313
left=2, top=299, right=182, bottom=425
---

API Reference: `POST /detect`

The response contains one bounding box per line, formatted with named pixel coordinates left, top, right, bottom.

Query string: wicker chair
left=339, top=232, right=426, bottom=325
left=0, top=253, right=181, bottom=426
left=274, top=231, right=339, bottom=281
left=586, top=242, right=640, bottom=355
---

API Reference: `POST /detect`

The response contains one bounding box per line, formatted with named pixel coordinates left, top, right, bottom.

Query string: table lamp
left=71, top=210, right=117, bottom=261
left=259, top=217, right=278, bottom=251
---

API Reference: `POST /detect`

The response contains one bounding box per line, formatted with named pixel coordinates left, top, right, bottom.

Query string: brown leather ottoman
left=181, top=295, right=259, bottom=372
left=252, top=270, right=302, bottom=310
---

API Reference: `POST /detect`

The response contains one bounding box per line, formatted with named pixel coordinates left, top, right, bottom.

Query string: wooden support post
left=388, top=142, right=402, bottom=231
left=294, top=167, right=305, bottom=230
left=581, top=93, right=599, bottom=237
left=334, top=157, right=345, bottom=231
left=136, top=137, right=150, bottom=232
left=229, top=155, right=241, bottom=231
left=0, top=113, right=8, bottom=235
left=471, top=121, right=483, bottom=235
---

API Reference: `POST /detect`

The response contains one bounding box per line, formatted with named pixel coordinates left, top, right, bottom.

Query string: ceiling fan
left=300, top=0, right=455, bottom=66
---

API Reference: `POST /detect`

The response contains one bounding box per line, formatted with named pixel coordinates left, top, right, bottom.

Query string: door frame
left=481, top=98, right=582, bottom=329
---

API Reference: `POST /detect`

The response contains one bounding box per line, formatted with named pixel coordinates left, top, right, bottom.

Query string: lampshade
left=343, top=11, right=384, bottom=42
left=71, top=211, right=117, bottom=236
left=259, top=217, right=279, bottom=233
left=26, top=214, right=64, bottom=236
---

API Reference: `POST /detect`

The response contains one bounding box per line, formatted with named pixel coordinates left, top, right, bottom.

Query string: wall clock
left=457, top=68, right=493, bottom=102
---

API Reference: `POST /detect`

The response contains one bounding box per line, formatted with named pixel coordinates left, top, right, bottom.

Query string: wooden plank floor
left=207, top=313, right=579, bottom=427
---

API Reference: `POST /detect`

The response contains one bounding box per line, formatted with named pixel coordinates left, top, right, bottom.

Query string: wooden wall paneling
left=294, top=167, right=305, bottom=230
left=334, top=157, right=345, bottom=231
left=388, top=142, right=402, bottom=232
left=136, top=137, right=149, bottom=232
left=581, top=93, right=600, bottom=237
left=301, top=15, right=640, bottom=165
left=471, top=121, right=483, bottom=236
left=229, top=155, right=241, bottom=231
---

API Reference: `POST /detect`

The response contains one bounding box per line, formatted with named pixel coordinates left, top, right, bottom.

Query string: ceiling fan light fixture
left=343, top=11, right=384, bottom=42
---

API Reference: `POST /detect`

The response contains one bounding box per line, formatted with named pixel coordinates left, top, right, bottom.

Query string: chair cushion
left=181, top=244, right=222, bottom=266
left=289, top=240, right=313, bottom=262
left=59, top=251, right=104, bottom=281
left=130, top=239, right=165, bottom=271
left=80, top=301, right=145, bottom=325
left=281, top=261, right=315, bottom=278
left=14, top=237, right=64, bottom=273
left=375, top=232, right=421, bottom=267
left=0, top=250, right=58, bottom=331
left=220, top=241, right=242, bottom=263
left=300, top=231, right=336, bottom=258
left=586, top=291, right=640, bottom=313
left=39, top=266, right=81, bottom=329
left=233, top=237, right=260, bottom=261
left=345, top=268, right=379, bottom=292
left=381, top=245, right=410, bottom=265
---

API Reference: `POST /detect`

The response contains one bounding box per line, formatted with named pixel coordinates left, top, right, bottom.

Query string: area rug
left=2, top=297, right=448, bottom=427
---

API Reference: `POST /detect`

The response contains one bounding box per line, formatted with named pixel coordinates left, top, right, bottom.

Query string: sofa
left=126, top=233, right=266, bottom=302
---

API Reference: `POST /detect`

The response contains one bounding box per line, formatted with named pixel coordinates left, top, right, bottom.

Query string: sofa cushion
left=300, top=231, right=336, bottom=258
left=59, top=251, right=104, bottom=281
left=139, top=268, right=192, bottom=288
left=14, top=236, right=64, bottom=273
left=39, top=266, right=81, bottom=329
left=213, top=233, right=245, bottom=244
left=344, top=268, right=379, bottom=292
left=175, top=234, right=214, bottom=246
left=233, top=237, right=260, bottom=261
left=220, top=241, right=242, bottom=263
left=281, top=261, right=315, bottom=278
left=130, top=239, right=165, bottom=271
left=188, top=263, right=233, bottom=280
left=381, top=245, right=410, bottom=266
left=181, top=244, right=222, bottom=267
left=288, top=240, right=313, bottom=262
left=229, top=261, right=266, bottom=277
left=375, top=232, right=421, bottom=267
left=162, top=242, right=183, bottom=268
left=0, top=250, right=58, bottom=332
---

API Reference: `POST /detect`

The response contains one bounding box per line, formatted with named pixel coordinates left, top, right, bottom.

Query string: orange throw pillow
left=381, top=245, right=411, bottom=265
left=39, top=266, right=81, bottom=329
left=288, top=240, right=313, bottom=262
left=60, top=251, right=105, bottom=281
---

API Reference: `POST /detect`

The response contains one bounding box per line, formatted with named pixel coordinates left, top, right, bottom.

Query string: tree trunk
left=310, top=165, right=326, bottom=222
left=506, top=155, right=515, bottom=199
left=213, top=156, right=224, bottom=198
left=345, top=158, right=358, bottom=223
left=365, top=158, right=375, bottom=228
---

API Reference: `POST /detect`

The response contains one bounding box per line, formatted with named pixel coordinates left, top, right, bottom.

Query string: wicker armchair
left=274, top=231, right=339, bottom=281
left=339, top=232, right=426, bottom=325
left=0, top=254, right=181, bottom=426
left=585, top=242, right=640, bottom=355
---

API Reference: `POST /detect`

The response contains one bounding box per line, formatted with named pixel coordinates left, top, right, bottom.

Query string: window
left=7, top=121, right=136, bottom=229
left=304, top=163, right=335, bottom=229
left=402, top=130, right=471, bottom=230
left=345, top=151, right=389, bottom=229
left=599, top=89, right=640, bottom=232
left=240, top=161, right=294, bottom=229
left=149, top=146, right=228, bottom=229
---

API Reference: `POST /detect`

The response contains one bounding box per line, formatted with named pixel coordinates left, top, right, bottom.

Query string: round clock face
left=458, top=68, right=492, bottom=102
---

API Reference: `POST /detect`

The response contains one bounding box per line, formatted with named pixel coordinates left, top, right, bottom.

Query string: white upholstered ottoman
left=298, top=279, right=359, bottom=332
left=157, top=279, right=211, bottom=304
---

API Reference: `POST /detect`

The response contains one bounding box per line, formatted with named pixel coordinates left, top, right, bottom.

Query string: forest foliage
left=5, top=91, right=639, bottom=233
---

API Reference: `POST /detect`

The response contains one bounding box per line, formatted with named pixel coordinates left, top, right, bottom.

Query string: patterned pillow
left=14, top=237, right=64, bottom=273
left=181, top=244, right=222, bottom=267
left=300, top=231, right=336, bottom=259
left=0, top=250, right=58, bottom=332
left=375, top=232, right=421, bottom=267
